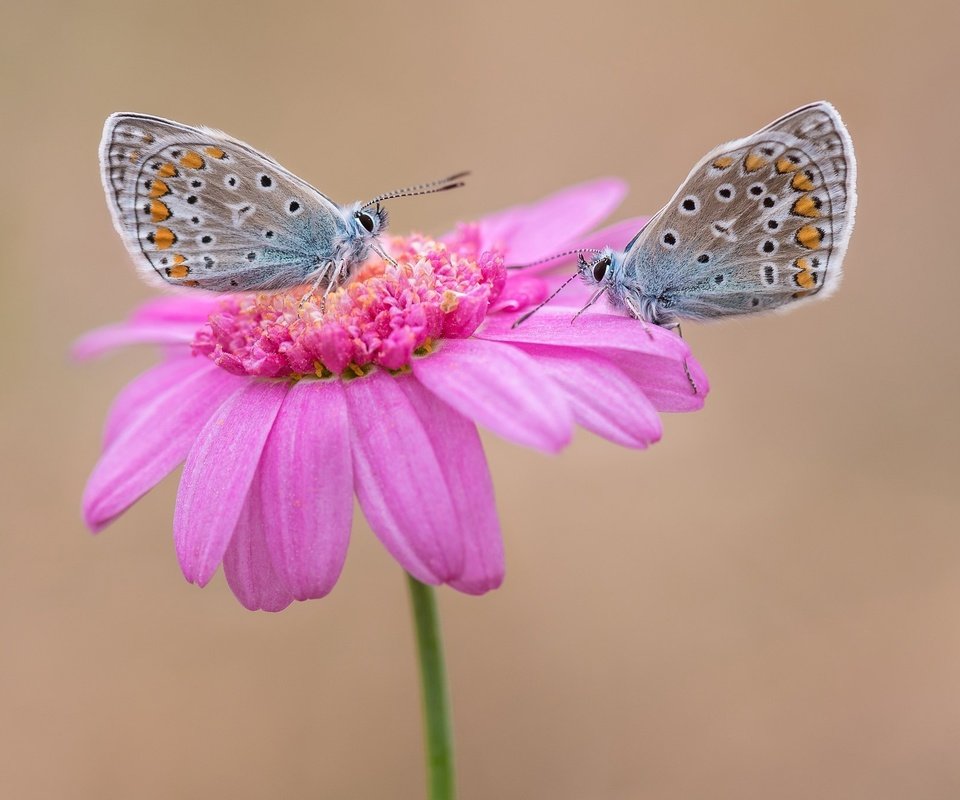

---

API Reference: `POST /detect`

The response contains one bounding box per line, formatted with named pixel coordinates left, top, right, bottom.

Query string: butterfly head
left=579, top=247, right=678, bottom=326
left=351, top=202, right=390, bottom=240
left=577, top=247, right=617, bottom=287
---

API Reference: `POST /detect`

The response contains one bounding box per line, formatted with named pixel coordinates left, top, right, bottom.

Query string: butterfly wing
left=100, top=113, right=352, bottom=291
left=618, top=101, right=857, bottom=320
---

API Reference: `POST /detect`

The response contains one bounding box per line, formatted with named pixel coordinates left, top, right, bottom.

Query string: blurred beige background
left=2, top=0, right=959, bottom=797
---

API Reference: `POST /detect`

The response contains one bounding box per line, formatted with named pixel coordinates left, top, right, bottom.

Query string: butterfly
left=99, top=113, right=466, bottom=294
left=514, top=101, right=857, bottom=329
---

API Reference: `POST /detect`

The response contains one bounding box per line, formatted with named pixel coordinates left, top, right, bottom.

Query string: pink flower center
left=192, top=231, right=506, bottom=379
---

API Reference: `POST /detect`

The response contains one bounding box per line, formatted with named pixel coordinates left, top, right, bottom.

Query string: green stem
left=406, top=574, right=456, bottom=800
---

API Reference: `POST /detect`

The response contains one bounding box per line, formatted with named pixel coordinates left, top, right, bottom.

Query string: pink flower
left=78, top=179, right=709, bottom=611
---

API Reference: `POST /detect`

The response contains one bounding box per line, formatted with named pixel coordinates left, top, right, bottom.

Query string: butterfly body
left=579, top=102, right=857, bottom=328
left=99, top=113, right=460, bottom=293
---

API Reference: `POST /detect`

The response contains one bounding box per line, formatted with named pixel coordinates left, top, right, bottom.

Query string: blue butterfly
left=100, top=113, right=466, bottom=294
left=516, top=102, right=856, bottom=330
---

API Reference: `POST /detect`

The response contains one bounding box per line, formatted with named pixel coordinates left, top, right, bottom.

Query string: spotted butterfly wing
left=618, top=101, right=856, bottom=320
left=100, top=113, right=354, bottom=291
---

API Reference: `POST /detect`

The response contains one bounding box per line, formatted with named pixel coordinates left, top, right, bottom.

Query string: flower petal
left=398, top=379, right=504, bottom=594
left=174, top=381, right=287, bottom=587
left=599, top=347, right=710, bottom=412
left=82, top=363, right=243, bottom=532
left=102, top=357, right=207, bottom=448
left=478, top=306, right=688, bottom=360
left=515, top=344, right=662, bottom=448
left=477, top=309, right=707, bottom=411
left=345, top=371, right=462, bottom=585
left=259, top=380, right=352, bottom=600
left=489, top=275, right=549, bottom=314
left=478, top=178, right=628, bottom=263
left=518, top=216, right=651, bottom=275
left=222, top=481, right=296, bottom=612
left=71, top=322, right=197, bottom=360
left=130, top=295, right=222, bottom=323
left=475, top=306, right=690, bottom=362
left=575, top=215, right=650, bottom=253
left=412, top=338, right=573, bottom=453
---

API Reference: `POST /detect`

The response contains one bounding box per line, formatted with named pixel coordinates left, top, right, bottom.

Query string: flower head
left=78, top=179, right=709, bottom=610
left=192, top=234, right=505, bottom=378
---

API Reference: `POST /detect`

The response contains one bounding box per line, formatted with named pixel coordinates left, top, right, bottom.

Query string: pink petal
left=412, top=338, right=573, bottom=453
left=344, top=371, right=463, bottom=585
left=478, top=307, right=690, bottom=361
left=103, top=357, right=208, bottom=448
left=82, top=364, right=244, bottom=532
left=478, top=178, right=628, bottom=263
left=259, top=380, right=352, bottom=600
left=398, top=379, right=504, bottom=594
left=222, top=481, right=296, bottom=612
left=174, top=381, right=287, bottom=587
left=516, top=344, right=662, bottom=448
left=490, top=275, right=549, bottom=313
left=476, top=309, right=707, bottom=411
left=575, top=216, right=651, bottom=253
left=130, top=295, right=222, bottom=323
left=71, top=322, right=197, bottom=360
left=600, top=348, right=709, bottom=412
left=517, top=216, right=651, bottom=275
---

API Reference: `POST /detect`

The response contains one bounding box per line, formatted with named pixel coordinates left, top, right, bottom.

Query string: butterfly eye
left=357, top=211, right=376, bottom=233
left=592, top=257, right=611, bottom=282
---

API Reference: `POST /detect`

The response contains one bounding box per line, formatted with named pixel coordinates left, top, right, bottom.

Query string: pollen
left=192, top=233, right=506, bottom=379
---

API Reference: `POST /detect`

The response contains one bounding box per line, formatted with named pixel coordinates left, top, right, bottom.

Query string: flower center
left=192, top=232, right=505, bottom=379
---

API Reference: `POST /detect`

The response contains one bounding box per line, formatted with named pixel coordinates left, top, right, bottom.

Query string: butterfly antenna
left=361, top=172, right=470, bottom=208
left=511, top=273, right=581, bottom=329
left=506, top=248, right=605, bottom=270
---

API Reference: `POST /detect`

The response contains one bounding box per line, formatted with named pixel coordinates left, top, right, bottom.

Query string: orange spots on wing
left=744, top=153, right=768, bottom=172
left=793, top=257, right=818, bottom=293
left=791, top=170, right=815, bottom=191
left=182, top=280, right=200, bottom=287
left=776, top=157, right=800, bottom=173
left=173, top=254, right=186, bottom=264
left=148, top=179, right=170, bottom=198
left=128, top=150, right=140, bottom=163
left=153, top=227, right=176, bottom=249
left=142, top=133, right=155, bottom=144
left=795, top=225, right=823, bottom=249
left=157, top=162, right=178, bottom=178
left=204, top=146, right=227, bottom=159
left=166, top=262, right=191, bottom=279
left=180, top=151, right=205, bottom=170
left=149, top=200, right=171, bottom=222
left=791, top=195, right=821, bottom=218
left=712, top=156, right=734, bottom=170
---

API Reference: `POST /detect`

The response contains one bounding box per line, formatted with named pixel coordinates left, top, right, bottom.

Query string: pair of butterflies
left=100, top=102, right=856, bottom=328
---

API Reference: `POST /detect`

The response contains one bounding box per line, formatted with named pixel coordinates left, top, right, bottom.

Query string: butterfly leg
left=372, top=241, right=399, bottom=268
left=571, top=287, right=607, bottom=323
left=666, top=322, right=699, bottom=396
left=299, top=262, right=336, bottom=311
left=623, top=295, right=656, bottom=341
